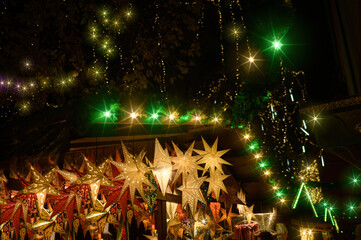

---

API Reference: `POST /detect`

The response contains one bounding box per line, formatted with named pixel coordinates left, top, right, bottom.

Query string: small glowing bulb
left=280, top=198, right=285, bottom=203
left=233, top=29, right=238, bottom=35
left=307, top=167, right=310, bottom=170
left=255, top=154, right=260, bottom=159
left=152, top=113, right=157, bottom=119
left=126, top=11, right=132, bottom=17
left=195, top=116, right=200, bottom=121
left=302, top=231, right=306, bottom=235
left=104, top=111, right=110, bottom=117
left=273, top=41, right=281, bottom=49
left=201, top=219, right=207, bottom=225
left=301, top=176, right=304, bottom=180
left=0, top=81, right=3, bottom=85
left=30, top=83, right=34, bottom=87
left=249, top=57, right=254, bottom=63
left=214, top=117, right=218, bottom=122
left=244, top=134, right=250, bottom=140
left=169, top=114, right=174, bottom=120
left=131, top=112, right=136, bottom=119
left=308, top=230, right=312, bottom=235
left=350, top=206, right=354, bottom=209
left=273, top=186, right=278, bottom=190
left=103, top=11, right=107, bottom=16
left=313, top=116, right=318, bottom=121
left=265, top=170, right=270, bottom=176
left=353, top=179, right=358, bottom=183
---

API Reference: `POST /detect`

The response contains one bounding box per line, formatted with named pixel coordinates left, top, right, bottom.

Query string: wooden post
left=155, top=199, right=167, bottom=239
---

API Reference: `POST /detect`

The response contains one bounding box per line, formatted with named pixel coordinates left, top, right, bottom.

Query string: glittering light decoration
left=298, top=160, right=323, bottom=203
left=292, top=182, right=318, bottom=217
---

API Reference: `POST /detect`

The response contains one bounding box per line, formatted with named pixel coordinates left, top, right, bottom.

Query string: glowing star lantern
left=245, top=205, right=256, bottom=225
left=194, top=137, right=231, bottom=175
left=19, top=165, right=61, bottom=210
left=72, top=156, right=115, bottom=204
left=206, top=169, right=229, bottom=201
left=177, top=174, right=206, bottom=215
left=151, top=139, right=172, bottom=196
left=171, top=141, right=203, bottom=183
left=112, top=142, right=155, bottom=203
left=219, top=207, right=238, bottom=228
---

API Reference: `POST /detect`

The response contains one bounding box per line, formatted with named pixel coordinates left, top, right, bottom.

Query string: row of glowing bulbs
left=103, top=109, right=223, bottom=123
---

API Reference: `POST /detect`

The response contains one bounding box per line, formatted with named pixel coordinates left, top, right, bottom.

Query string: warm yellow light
left=233, top=29, right=238, bottom=35
left=273, top=186, right=278, bottom=190
left=255, top=154, right=261, bottom=159
left=249, top=57, right=254, bottom=63
left=264, top=170, right=270, bottom=176
left=280, top=198, right=285, bottom=203
left=195, top=116, right=200, bottom=121
left=126, top=11, right=132, bottom=17
left=308, top=230, right=312, bottom=235
left=244, top=134, right=250, bottom=140
left=131, top=112, right=137, bottom=119
left=169, top=114, right=174, bottom=120
left=30, top=83, right=34, bottom=87
left=214, top=117, right=218, bottom=122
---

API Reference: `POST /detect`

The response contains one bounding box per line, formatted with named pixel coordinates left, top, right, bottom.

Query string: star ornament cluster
left=112, top=142, right=155, bottom=203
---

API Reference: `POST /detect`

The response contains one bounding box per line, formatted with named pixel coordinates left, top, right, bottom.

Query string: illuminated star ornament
left=206, top=169, right=229, bottom=201
left=19, top=165, right=61, bottom=210
left=112, top=142, right=155, bottom=203
left=171, top=141, right=203, bottom=182
left=177, top=174, right=206, bottom=215
left=150, top=139, right=172, bottom=196
left=72, top=156, right=115, bottom=204
left=194, top=137, right=231, bottom=175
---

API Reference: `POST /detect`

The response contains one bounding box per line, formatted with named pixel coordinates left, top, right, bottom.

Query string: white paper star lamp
left=177, top=174, right=206, bottom=215
left=206, top=169, right=229, bottom=201
left=112, top=142, right=155, bottom=203
left=171, top=141, right=203, bottom=183
left=194, top=137, right=231, bottom=175
left=150, top=139, right=172, bottom=196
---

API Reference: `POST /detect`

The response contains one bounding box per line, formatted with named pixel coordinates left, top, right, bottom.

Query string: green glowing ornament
left=273, top=41, right=281, bottom=50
